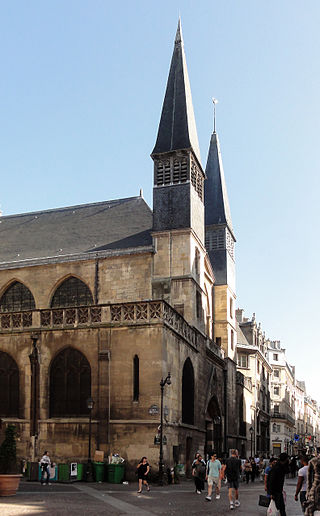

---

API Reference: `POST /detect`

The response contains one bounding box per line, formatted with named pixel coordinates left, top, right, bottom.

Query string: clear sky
left=1, top=1, right=319, bottom=399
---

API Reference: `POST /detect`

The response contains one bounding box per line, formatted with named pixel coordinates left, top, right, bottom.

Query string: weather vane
left=212, top=97, right=218, bottom=133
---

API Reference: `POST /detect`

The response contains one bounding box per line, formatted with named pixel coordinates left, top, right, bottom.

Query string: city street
left=1, top=478, right=304, bottom=515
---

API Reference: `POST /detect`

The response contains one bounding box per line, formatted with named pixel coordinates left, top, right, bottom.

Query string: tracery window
left=0, top=281, right=35, bottom=312
left=51, top=277, right=93, bottom=308
left=50, top=347, right=91, bottom=417
left=0, top=352, right=19, bottom=416
left=182, top=358, right=194, bottom=425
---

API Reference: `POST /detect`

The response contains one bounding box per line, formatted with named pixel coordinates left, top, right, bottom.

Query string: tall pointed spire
left=152, top=19, right=201, bottom=164
left=205, top=132, right=234, bottom=236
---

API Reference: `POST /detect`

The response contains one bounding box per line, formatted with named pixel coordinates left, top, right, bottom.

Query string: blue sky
left=1, top=1, right=319, bottom=399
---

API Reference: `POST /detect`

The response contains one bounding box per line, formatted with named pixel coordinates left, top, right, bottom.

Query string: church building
left=0, top=21, right=246, bottom=475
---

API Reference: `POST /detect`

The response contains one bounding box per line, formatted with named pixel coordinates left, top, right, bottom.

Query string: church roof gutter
left=0, top=245, right=154, bottom=271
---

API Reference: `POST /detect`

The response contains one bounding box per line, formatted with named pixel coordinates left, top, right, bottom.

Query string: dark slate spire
left=152, top=19, right=201, bottom=164
left=205, top=132, right=234, bottom=236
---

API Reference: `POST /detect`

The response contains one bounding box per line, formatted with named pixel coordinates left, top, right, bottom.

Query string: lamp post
left=159, top=372, right=171, bottom=486
left=249, top=426, right=254, bottom=458
left=86, top=396, right=95, bottom=482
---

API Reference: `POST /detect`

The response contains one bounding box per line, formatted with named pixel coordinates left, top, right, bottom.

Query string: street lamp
left=249, top=426, right=254, bottom=458
left=86, top=396, right=95, bottom=482
left=159, top=372, right=171, bottom=486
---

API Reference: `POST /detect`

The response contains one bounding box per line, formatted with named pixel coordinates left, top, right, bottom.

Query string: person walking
left=268, top=452, right=289, bottom=516
left=304, top=449, right=320, bottom=515
left=250, top=457, right=256, bottom=482
left=205, top=451, right=221, bottom=501
left=225, top=449, right=242, bottom=510
left=290, top=456, right=297, bottom=478
left=243, top=458, right=252, bottom=484
left=40, top=451, right=51, bottom=485
left=294, top=455, right=308, bottom=512
left=265, top=457, right=277, bottom=497
left=192, top=454, right=206, bottom=494
left=137, top=457, right=150, bottom=493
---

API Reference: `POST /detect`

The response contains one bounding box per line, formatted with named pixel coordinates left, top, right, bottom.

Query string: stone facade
left=0, top=21, right=245, bottom=479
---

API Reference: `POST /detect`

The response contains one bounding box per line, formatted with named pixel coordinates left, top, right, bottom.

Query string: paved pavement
left=0, top=477, right=304, bottom=515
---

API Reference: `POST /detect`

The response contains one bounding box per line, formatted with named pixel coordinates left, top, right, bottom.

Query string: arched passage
left=0, top=351, right=19, bottom=416
left=205, top=395, right=222, bottom=457
left=50, top=347, right=91, bottom=417
left=182, top=358, right=194, bottom=425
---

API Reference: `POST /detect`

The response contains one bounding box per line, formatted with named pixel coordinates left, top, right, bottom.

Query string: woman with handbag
left=137, top=456, right=150, bottom=493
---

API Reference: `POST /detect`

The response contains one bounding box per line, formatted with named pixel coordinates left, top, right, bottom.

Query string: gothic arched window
left=182, top=358, right=194, bottom=425
left=133, top=355, right=139, bottom=401
left=0, top=352, right=19, bottom=416
left=50, top=347, right=91, bottom=417
left=0, top=281, right=35, bottom=312
left=51, top=277, right=93, bottom=308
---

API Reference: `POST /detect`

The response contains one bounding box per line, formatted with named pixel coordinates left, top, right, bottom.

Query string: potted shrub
left=0, top=424, right=22, bottom=496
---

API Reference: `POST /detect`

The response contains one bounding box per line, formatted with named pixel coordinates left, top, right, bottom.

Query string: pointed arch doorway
left=205, top=396, right=222, bottom=458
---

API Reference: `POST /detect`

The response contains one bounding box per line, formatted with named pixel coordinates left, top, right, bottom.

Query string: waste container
left=107, top=463, right=125, bottom=484
left=27, top=461, right=39, bottom=481
left=58, top=463, right=70, bottom=482
left=77, top=463, right=84, bottom=481
left=93, top=462, right=105, bottom=482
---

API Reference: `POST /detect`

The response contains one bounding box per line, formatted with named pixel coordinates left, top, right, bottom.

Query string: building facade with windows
left=267, top=341, right=296, bottom=456
left=235, top=310, right=272, bottom=457
left=0, top=21, right=245, bottom=475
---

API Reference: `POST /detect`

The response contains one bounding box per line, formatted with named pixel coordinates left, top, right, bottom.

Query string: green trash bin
left=107, top=463, right=125, bottom=484
left=93, top=462, right=105, bottom=482
left=77, top=463, right=84, bottom=481
left=58, top=463, right=70, bottom=482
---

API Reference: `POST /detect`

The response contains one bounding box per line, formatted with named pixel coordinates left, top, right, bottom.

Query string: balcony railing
left=0, top=300, right=211, bottom=352
left=272, top=411, right=296, bottom=425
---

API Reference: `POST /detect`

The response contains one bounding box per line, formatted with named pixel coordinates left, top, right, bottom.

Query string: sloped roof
left=0, top=196, right=153, bottom=266
left=151, top=19, right=201, bottom=163
left=236, top=321, right=250, bottom=346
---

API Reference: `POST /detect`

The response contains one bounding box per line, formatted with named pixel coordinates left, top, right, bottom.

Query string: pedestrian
left=265, top=457, right=277, bottom=496
left=192, top=454, right=206, bottom=494
left=205, top=451, right=221, bottom=501
left=225, top=449, right=242, bottom=510
left=137, top=456, right=150, bottom=493
left=40, top=451, right=51, bottom=485
left=304, top=448, right=320, bottom=515
left=243, top=458, right=252, bottom=484
left=268, top=452, right=289, bottom=516
left=294, top=455, right=308, bottom=512
left=250, top=457, right=256, bottom=482
left=290, top=456, right=297, bottom=478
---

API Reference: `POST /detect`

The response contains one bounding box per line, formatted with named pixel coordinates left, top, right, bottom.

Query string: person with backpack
left=225, top=449, right=242, bottom=510
left=205, top=451, right=222, bottom=501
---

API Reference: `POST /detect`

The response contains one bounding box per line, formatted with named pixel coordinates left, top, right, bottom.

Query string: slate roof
left=0, top=196, right=153, bottom=266
left=204, top=132, right=234, bottom=236
left=151, top=19, right=202, bottom=164
left=236, top=321, right=250, bottom=346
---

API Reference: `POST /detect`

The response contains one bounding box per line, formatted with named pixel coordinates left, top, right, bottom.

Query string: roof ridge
left=0, top=195, right=143, bottom=220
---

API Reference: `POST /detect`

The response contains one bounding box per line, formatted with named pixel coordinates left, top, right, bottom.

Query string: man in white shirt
left=40, top=451, right=51, bottom=485
left=294, top=455, right=308, bottom=511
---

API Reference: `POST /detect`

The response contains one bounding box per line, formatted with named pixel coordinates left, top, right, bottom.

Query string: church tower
left=151, top=21, right=212, bottom=333
left=205, top=129, right=236, bottom=357
left=151, top=19, right=205, bottom=243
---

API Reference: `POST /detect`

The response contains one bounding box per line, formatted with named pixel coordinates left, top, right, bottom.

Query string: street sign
left=149, top=405, right=159, bottom=415
left=154, top=435, right=167, bottom=445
